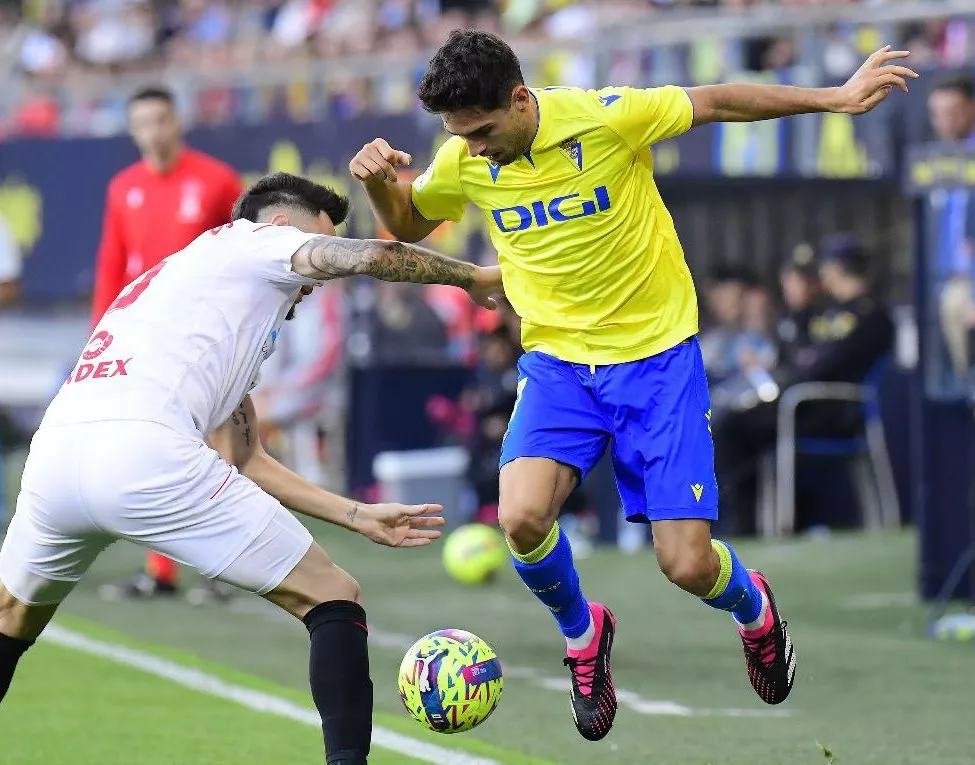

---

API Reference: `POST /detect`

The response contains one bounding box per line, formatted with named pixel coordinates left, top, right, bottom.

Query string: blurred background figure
left=367, top=283, right=450, bottom=366
left=0, top=214, right=20, bottom=309
left=0, top=212, right=26, bottom=478
left=712, top=235, right=893, bottom=534
left=251, top=281, right=346, bottom=489
left=775, top=243, right=824, bottom=376
left=699, top=265, right=750, bottom=384
left=92, top=86, right=242, bottom=601
left=928, top=76, right=975, bottom=379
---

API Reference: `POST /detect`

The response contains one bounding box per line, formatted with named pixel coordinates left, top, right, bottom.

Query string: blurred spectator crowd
left=3, top=0, right=975, bottom=137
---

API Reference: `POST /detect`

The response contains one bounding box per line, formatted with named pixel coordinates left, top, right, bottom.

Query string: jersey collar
left=143, top=147, right=188, bottom=177
left=521, top=88, right=549, bottom=167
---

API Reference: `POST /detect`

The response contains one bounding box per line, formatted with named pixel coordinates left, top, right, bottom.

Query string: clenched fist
left=349, top=138, right=413, bottom=183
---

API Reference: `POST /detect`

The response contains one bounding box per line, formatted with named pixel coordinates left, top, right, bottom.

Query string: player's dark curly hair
left=232, top=172, right=350, bottom=226
left=417, top=30, right=524, bottom=114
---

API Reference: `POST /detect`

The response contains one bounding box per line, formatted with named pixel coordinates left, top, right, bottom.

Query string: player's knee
left=0, top=584, right=55, bottom=641
left=312, top=564, right=360, bottom=607
left=266, top=550, right=361, bottom=620
left=654, top=540, right=714, bottom=594
left=497, top=501, right=553, bottom=555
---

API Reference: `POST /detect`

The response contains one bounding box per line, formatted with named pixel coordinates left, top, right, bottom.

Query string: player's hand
left=831, top=46, right=919, bottom=115
left=468, top=265, right=504, bottom=310
left=349, top=138, right=413, bottom=184
left=355, top=502, right=445, bottom=548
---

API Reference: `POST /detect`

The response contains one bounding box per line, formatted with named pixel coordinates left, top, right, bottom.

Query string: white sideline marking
left=42, top=624, right=503, bottom=765
left=229, top=600, right=792, bottom=719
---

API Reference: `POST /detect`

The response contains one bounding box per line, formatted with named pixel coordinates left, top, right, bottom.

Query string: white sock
left=735, top=592, right=769, bottom=633
left=565, top=612, right=595, bottom=651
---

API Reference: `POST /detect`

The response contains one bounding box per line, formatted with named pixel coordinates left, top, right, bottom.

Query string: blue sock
left=510, top=523, right=591, bottom=639
left=701, top=539, right=764, bottom=625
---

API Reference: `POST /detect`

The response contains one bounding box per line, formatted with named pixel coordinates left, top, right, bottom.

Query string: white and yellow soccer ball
left=398, top=629, right=504, bottom=733
left=442, top=524, right=508, bottom=586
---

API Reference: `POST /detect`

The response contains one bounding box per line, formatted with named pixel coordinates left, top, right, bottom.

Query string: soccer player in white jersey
left=0, top=172, right=502, bottom=765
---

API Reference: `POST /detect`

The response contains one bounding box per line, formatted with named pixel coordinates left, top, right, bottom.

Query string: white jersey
left=42, top=220, right=321, bottom=436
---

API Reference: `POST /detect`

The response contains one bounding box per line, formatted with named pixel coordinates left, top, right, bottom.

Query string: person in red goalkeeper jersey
left=93, top=86, right=242, bottom=601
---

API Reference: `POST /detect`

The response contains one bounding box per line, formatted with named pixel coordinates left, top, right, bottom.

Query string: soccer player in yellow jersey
left=351, top=30, right=916, bottom=741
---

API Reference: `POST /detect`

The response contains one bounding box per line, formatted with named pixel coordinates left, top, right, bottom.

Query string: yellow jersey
left=411, top=84, right=698, bottom=365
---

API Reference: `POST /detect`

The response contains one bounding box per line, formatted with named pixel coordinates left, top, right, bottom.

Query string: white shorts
left=0, top=421, right=314, bottom=606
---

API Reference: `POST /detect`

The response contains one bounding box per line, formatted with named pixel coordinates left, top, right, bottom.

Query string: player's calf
left=499, top=459, right=618, bottom=740
left=265, top=544, right=371, bottom=765
left=0, top=583, right=57, bottom=704
left=651, top=521, right=796, bottom=704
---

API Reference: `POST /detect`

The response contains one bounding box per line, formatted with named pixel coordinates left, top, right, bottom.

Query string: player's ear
left=267, top=211, right=291, bottom=227
left=512, top=85, right=532, bottom=111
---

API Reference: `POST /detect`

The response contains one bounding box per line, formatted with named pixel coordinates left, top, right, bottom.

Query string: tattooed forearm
left=295, top=236, right=476, bottom=288
left=347, top=502, right=359, bottom=526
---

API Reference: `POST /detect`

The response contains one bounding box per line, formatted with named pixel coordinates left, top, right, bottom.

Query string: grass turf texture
left=2, top=491, right=975, bottom=764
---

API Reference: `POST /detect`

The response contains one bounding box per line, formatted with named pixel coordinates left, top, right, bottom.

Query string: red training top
left=91, top=148, right=242, bottom=324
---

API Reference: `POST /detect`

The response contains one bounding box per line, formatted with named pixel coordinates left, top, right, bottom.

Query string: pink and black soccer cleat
left=563, top=603, right=617, bottom=741
left=739, top=571, right=796, bottom=705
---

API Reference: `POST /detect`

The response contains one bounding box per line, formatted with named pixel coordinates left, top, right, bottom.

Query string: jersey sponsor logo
left=491, top=186, right=611, bottom=233
left=81, top=331, right=114, bottom=360
left=598, top=94, right=621, bottom=107
left=64, top=358, right=132, bottom=384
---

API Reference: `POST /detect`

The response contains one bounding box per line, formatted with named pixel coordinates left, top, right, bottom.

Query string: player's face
left=441, top=86, right=537, bottom=166
left=928, top=89, right=975, bottom=142
left=128, top=99, right=181, bottom=162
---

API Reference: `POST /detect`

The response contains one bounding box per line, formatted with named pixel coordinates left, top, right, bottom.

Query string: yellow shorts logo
left=691, top=484, right=705, bottom=502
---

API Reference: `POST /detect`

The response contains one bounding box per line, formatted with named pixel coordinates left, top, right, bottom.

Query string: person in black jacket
left=712, top=235, right=893, bottom=534
left=776, top=242, right=823, bottom=374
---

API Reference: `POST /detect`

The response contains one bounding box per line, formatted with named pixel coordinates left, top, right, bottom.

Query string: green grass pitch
left=2, top=492, right=975, bottom=764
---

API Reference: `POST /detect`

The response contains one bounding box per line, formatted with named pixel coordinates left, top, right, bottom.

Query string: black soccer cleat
left=739, top=570, right=796, bottom=705
left=563, top=603, right=618, bottom=741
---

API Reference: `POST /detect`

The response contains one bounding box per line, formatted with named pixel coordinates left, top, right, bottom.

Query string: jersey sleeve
left=239, top=222, right=322, bottom=286
left=410, top=139, right=467, bottom=223
left=594, top=85, right=694, bottom=152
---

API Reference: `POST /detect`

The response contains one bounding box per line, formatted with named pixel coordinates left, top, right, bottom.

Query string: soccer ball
left=398, top=629, right=504, bottom=733
left=442, top=524, right=508, bottom=585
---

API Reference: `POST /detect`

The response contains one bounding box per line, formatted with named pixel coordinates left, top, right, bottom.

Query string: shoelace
left=743, top=620, right=786, bottom=667
left=563, top=655, right=598, bottom=697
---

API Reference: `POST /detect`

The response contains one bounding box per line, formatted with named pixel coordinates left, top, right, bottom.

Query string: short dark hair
left=931, top=74, right=975, bottom=101
left=231, top=172, right=350, bottom=226
left=417, top=30, right=524, bottom=113
left=128, top=86, right=175, bottom=108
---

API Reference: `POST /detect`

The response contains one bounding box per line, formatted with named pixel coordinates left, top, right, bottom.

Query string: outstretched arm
left=207, top=396, right=445, bottom=548
left=687, top=46, right=918, bottom=126
left=291, top=235, right=502, bottom=308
